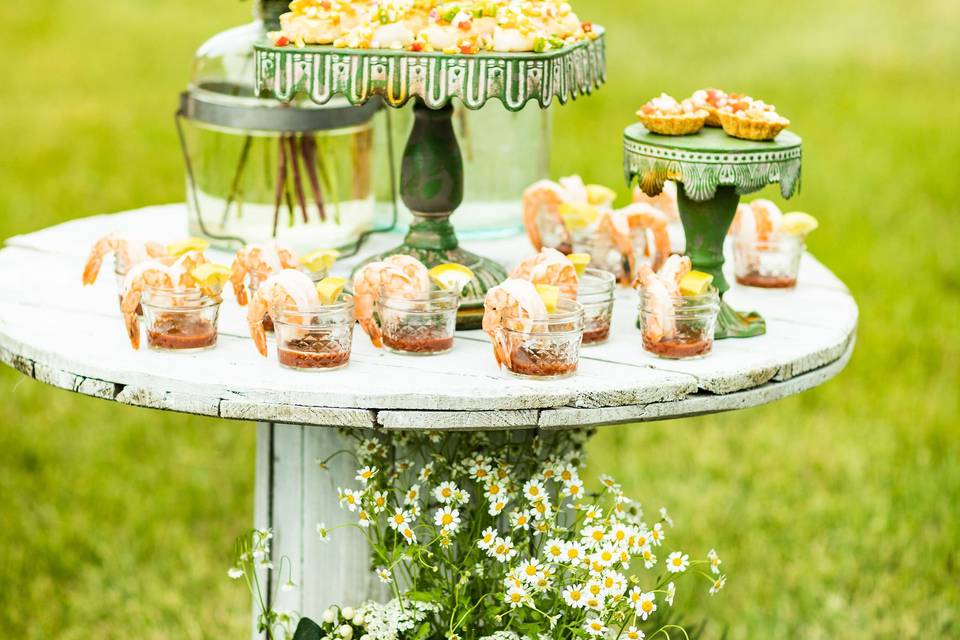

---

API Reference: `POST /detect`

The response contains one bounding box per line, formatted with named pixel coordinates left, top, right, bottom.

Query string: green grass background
left=1, top=0, right=958, bottom=638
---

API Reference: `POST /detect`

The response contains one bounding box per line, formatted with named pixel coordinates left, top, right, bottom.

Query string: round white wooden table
left=0, top=204, right=857, bottom=635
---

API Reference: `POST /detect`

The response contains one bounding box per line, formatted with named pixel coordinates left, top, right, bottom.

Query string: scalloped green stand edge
left=623, top=124, right=803, bottom=339
left=254, top=33, right=606, bottom=328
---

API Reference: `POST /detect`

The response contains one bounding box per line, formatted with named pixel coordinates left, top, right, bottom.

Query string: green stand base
left=676, top=185, right=766, bottom=339
left=353, top=100, right=507, bottom=330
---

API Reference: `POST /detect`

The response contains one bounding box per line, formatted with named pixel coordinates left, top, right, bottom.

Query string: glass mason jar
left=141, top=287, right=221, bottom=352
left=273, top=296, right=356, bottom=371
left=638, top=289, right=720, bottom=360
left=377, top=102, right=551, bottom=239
left=577, top=268, right=616, bottom=346
left=500, top=299, right=584, bottom=379
left=376, top=289, right=459, bottom=356
left=576, top=227, right=653, bottom=285
left=180, top=1, right=382, bottom=254
left=733, top=234, right=804, bottom=289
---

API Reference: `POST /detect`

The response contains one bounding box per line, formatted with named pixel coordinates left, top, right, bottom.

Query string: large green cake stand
left=255, top=32, right=606, bottom=328
left=623, top=124, right=802, bottom=338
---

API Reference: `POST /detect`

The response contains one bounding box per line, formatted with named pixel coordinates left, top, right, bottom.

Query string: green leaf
left=292, top=617, right=324, bottom=640
left=405, top=590, right=440, bottom=603
left=412, top=622, right=431, bottom=640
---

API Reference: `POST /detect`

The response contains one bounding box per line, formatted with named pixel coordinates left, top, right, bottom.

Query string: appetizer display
left=732, top=200, right=819, bottom=289
left=635, top=255, right=720, bottom=360
left=275, top=0, right=597, bottom=54
left=637, top=89, right=790, bottom=141
left=717, top=95, right=790, bottom=141
left=353, top=255, right=470, bottom=355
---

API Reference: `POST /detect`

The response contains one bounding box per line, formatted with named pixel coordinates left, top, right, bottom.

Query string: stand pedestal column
left=252, top=424, right=387, bottom=639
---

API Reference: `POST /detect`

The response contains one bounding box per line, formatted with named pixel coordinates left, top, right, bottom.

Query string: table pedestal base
left=252, top=423, right=387, bottom=639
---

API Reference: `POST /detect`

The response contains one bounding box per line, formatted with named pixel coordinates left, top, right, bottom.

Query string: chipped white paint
left=0, top=204, right=857, bottom=430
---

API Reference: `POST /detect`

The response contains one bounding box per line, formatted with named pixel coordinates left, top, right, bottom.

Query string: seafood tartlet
left=718, top=96, right=789, bottom=141
left=688, top=88, right=738, bottom=127
left=636, top=94, right=708, bottom=136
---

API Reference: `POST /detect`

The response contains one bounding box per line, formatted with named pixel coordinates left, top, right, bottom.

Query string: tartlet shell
left=718, top=111, right=790, bottom=141
left=636, top=111, right=708, bottom=136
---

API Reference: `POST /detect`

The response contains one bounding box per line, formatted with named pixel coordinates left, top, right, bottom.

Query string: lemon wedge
left=535, top=284, right=560, bottom=313
left=559, top=202, right=600, bottom=231
left=780, top=212, right=819, bottom=236
left=585, top=184, right=617, bottom=206
left=300, top=248, right=340, bottom=273
left=190, top=263, right=232, bottom=289
left=567, top=253, right=591, bottom=277
left=166, top=237, right=210, bottom=257
left=679, top=270, right=714, bottom=296
left=316, top=276, right=347, bottom=305
left=428, top=263, right=475, bottom=293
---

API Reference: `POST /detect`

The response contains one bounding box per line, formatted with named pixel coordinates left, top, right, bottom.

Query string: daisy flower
left=530, top=499, right=552, bottom=520
left=338, top=488, right=361, bottom=512
left=477, top=526, right=497, bottom=551
left=591, top=545, right=616, bottom=568
left=434, top=481, right=457, bottom=504
left=388, top=508, right=410, bottom=531
left=543, top=538, right=565, bottom=561
left=483, top=481, right=505, bottom=499
left=453, top=488, right=470, bottom=505
left=404, top=484, right=420, bottom=505
left=636, top=591, right=657, bottom=621
left=580, top=525, right=606, bottom=549
left=398, top=523, right=417, bottom=545
left=418, top=462, right=435, bottom=483
left=557, top=464, right=578, bottom=484
left=355, top=466, right=377, bottom=484
left=517, top=558, right=542, bottom=583
left=376, top=567, right=393, bottom=583
left=563, top=479, right=585, bottom=499
left=488, top=499, right=508, bottom=516
left=523, top=479, right=546, bottom=502
left=583, top=505, right=603, bottom=522
left=650, top=522, right=665, bottom=546
left=469, top=462, right=491, bottom=482
left=371, top=490, right=388, bottom=514
left=357, top=510, right=371, bottom=528
left=709, top=575, right=727, bottom=595
left=608, top=523, right=630, bottom=545
left=599, top=474, right=620, bottom=491
left=665, top=581, right=676, bottom=606
left=562, top=541, right=586, bottom=566
left=625, top=626, right=645, bottom=640
left=601, top=570, right=626, bottom=597
left=641, top=545, right=656, bottom=569
left=583, top=617, right=607, bottom=637
left=708, top=548, right=722, bottom=575
left=434, top=506, right=461, bottom=533
left=491, top=537, right=517, bottom=563
left=666, top=551, right=689, bottom=574
left=509, top=510, right=531, bottom=531
left=504, top=585, right=529, bottom=609
left=562, top=583, right=586, bottom=609
left=659, top=507, right=674, bottom=527
left=316, top=522, right=331, bottom=542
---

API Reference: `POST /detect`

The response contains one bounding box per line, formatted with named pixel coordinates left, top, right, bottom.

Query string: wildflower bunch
left=313, top=428, right=728, bottom=640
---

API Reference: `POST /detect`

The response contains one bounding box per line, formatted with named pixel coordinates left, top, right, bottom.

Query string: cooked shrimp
left=632, top=180, right=680, bottom=222
left=231, top=242, right=300, bottom=306
left=82, top=233, right=166, bottom=285
left=120, top=261, right=176, bottom=350
left=633, top=255, right=692, bottom=342
left=522, top=180, right=572, bottom=253
left=510, top=248, right=579, bottom=299
left=597, top=203, right=671, bottom=284
left=482, top=279, right=548, bottom=369
left=352, top=256, right=430, bottom=348
left=247, top=270, right=321, bottom=357
left=730, top=199, right=783, bottom=242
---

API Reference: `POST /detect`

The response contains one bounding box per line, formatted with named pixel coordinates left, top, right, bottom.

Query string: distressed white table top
left=0, top=204, right=857, bottom=430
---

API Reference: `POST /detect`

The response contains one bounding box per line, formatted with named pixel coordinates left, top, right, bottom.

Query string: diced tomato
left=409, top=41, right=424, bottom=52
left=274, top=36, right=290, bottom=47
left=581, top=22, right=593, bottom=33
left=459, top=42, right=477, bottom=54
left=458, top=20, right=472, bottom=31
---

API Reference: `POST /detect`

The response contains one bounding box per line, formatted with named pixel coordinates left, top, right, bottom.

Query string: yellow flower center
left=642, top=601, right=653, bottom=612
left=442, top=514, right=453, bottom=525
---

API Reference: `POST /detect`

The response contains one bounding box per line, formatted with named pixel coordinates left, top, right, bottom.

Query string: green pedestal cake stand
left=255, top=32, right=606, bottom=328
left=623, top=124, right=802, bottom=338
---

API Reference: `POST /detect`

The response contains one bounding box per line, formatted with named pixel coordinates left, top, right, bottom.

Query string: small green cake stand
left=255, top=32, right=606, bottom=328
left=623, top=124, right=802, bottom=338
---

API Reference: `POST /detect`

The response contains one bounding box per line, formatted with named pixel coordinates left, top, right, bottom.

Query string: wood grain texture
left=0, top=205, right=857, bottom=430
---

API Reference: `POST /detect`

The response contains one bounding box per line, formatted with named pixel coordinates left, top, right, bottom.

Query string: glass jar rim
left=502, top=298, right=584, bottom=323
left=275, top=294, right=355, bottom=320
left=141, top=288, right=221, bottom=311
left=733, top=233, right=804, bottom=248
left=638, top=287, right=720, bottom=307
left=377, top=287, right=459, bottom=305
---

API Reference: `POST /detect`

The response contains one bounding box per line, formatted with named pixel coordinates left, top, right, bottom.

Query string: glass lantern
left=376, top=101, right=551, bottom=240
left=178, top=0, right=394, bottom=254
